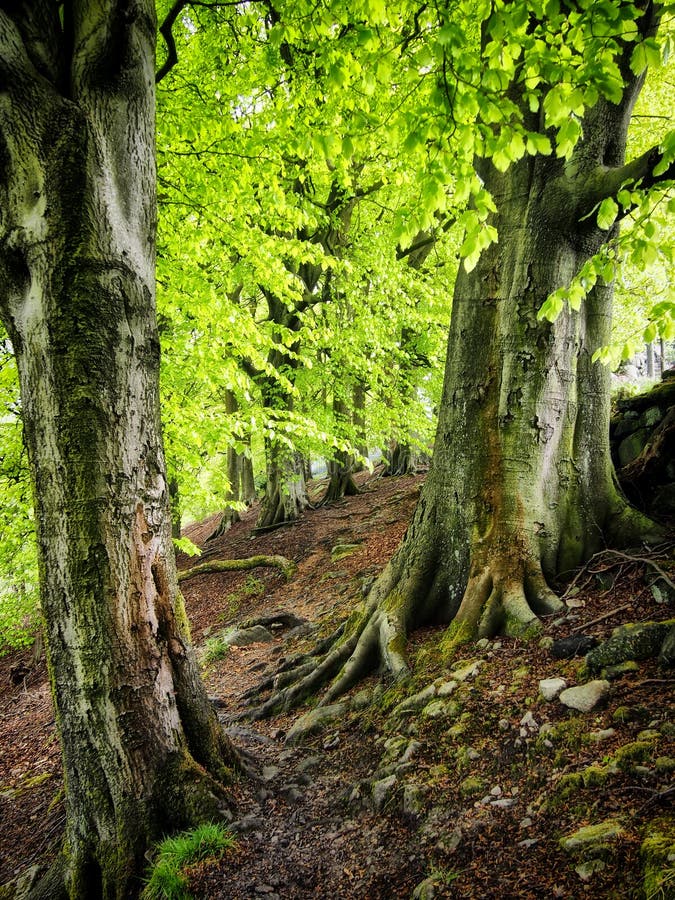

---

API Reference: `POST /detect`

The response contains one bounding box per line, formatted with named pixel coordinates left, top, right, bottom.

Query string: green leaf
left=597, top=197, right=618, bottom=230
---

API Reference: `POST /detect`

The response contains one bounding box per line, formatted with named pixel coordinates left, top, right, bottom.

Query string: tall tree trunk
left=0, top=5, right=237, bottom=896
left=207, top=390, right=255, bottom=541
left=257, top=440, right=308, bottom=530
left=252, top=25, right=668, bottom=716
left=322, top=395, right=360, bottom=504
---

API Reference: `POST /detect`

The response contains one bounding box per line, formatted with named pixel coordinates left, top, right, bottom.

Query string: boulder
left=585, top=620, right=675, bottom=672
left=559, top=680, right=610, bottom=712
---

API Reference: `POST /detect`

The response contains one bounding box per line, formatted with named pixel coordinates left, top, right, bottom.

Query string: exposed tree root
left=245, top=554, right=566, bottom=719
left=178, top=555, right=297, bottom=583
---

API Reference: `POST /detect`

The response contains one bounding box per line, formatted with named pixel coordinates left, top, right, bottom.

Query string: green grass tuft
left=142, top=823, right=236, bottom=900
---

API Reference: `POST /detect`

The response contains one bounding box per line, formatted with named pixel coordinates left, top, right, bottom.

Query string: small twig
left=598, top=549, right=674, bottom=592
left=569, top=603, right=632, bottom=634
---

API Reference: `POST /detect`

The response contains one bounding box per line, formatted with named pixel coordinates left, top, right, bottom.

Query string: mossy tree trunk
left=253, top=14, right=671, bottom=716
left=207, top=390, right=255, bottom=540
left=0, top=5, right=238, bottom=896
left=322, top=395, right=360, bottom=504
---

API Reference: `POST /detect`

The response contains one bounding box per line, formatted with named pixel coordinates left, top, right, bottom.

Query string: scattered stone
left=586, top=620, right=675, bottom=672
left=659, top=624, right=675, bottom=666
left=393, top=684, right=438, bottom=716
left=637, top=729, right=661, bottom=742
left=559, top=819, right=624, bottom=858
left=281, top=786, right=304, bottom=803
left=576, top=860, right=606, bottom=881
left=330, top=543, right=362, bottom=561
left=459, top=777, right=484, bottom=798
left=422, top=699, right=459, bottom=719
left=518, top=838, right=539, bottom=849
left=224, top=625, right=275, bottom=646
left=400, top=740, right=423, bottom=763
left=491, top=798, right=516, bottom=809
left=297, top=756, right=321, bottom=775
left=520, top=817, right=533, bottom=829
left=498, top=718, right=510, bottom=731
left=262, top=765, right=280, bottom=781
left=323, top=733, right=340, bottom=750
left=402, top=783, right=426, bottom=818
left=231, top=815, right=264, bottom=833
left=284, top=703, right=347, bottom=745
left=350, top=688, right=372, bottom=710
left=551, top=635, right=598, bottom=659
left=451, top=659, right=483, bottom=682
left=519, top=711, right=539, bottom=733
left=490, top=785, right=502, bottom=797
left=559, top=680, right=610, bottom=713
left=589, top=728, right=616, bottom=743
left=539, top=677, right=567, bottom=701
left=412, top=875, right=442, bottom=899
left=372, top=774, right=397, bottom=811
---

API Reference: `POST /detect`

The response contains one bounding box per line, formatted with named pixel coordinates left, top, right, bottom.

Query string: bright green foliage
left=1, top=0, right=674, bottom=650
left=142, top=823, right=236, bottom=900
left=0, top=334, right=39, bottom=653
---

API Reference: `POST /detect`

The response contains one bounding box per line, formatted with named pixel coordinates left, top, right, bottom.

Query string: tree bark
left=0, top=5, right=238, bottom=896
left=207, top=390, right=255, bottom=541
left=321, top=395, right=360, bottom=504
left=250, top=15, right=666, bottom=717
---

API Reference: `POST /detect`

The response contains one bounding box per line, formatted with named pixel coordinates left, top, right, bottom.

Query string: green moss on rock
left=641, top=816, right=675, bottom=900
left=559, top=819, right=625, bottom=859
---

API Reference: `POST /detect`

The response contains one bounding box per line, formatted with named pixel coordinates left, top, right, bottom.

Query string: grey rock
left=225, top=625, right=274, bottom=646
left=586, top=619, right=675, bottom=671
left=451, top=659, right=482, bottom=682
left=284, top=703, right=347, bottom=745
left=393, top=684, right=437, bottom=715
left=402, top=783, right=425, bottom=818
left=400, top=740, right=423, bottom=763
left=589, top=728, right=616, bottom=743
left=436, top=679, right=458, bottom=697
left=350, top=688, right=373, bottom=710
left=551, top=635, right=598, bottom=659
left=618, top=428, right=649, bottom=467
left=539, top=677, right=567, bottom=701
left=372, top=774, right=397, bottom=811
left=559, top=680, right=610, bottom=712
left=262, top=765, right=280, bottom=781
left=559, top=819, right=624, bottom=856
left=491, top=798, right=516, bottom=808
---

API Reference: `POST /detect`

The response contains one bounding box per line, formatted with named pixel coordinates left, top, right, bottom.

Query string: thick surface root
left=179, top=554, right=297, bottom=583
left=246, top=556, right=564, bottom=717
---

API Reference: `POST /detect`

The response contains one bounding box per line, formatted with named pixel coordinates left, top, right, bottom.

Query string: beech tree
left=252, top=0, right=675, bottom=713
left=0, top=4, right=237, bottom=896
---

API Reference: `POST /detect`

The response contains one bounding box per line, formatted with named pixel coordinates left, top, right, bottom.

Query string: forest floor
left=0, top=468, right=673, bottom=899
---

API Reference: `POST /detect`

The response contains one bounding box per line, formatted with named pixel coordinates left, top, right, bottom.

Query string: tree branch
left=579, top=142, right=675, bottom=223
left=156, top=0, right=245, bottom=83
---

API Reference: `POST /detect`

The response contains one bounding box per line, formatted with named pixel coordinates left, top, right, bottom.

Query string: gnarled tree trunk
left=251, top=20, right=668, bottom=717
left=0, top=5, right=237, bottom=896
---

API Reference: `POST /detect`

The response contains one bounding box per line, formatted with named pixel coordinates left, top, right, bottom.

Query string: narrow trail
left=1, top=469, right=673, bottom=898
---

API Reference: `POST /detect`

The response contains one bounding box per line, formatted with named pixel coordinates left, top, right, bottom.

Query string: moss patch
left=641, top=816, right=675, bottom=900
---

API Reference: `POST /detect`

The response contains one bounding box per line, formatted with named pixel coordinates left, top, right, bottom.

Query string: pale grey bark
left=0, top=4, right=236, bottom=896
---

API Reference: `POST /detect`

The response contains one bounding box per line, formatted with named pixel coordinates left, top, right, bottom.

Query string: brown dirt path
left=1, top=468, right=673, bottom=898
